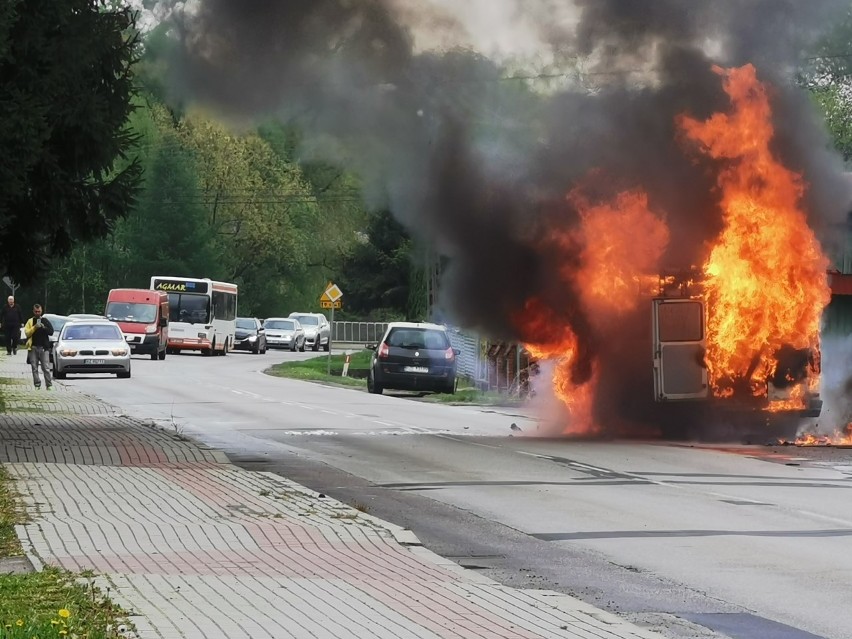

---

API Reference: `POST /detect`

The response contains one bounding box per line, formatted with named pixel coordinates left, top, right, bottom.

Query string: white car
left=53, top=319, right=131, bottom=379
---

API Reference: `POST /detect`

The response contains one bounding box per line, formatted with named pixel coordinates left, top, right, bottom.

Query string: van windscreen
left=106, top=302, right=157, bottom=324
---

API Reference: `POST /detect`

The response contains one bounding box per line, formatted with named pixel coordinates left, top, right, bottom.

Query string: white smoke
left=810, top=334, right=852, bottom=434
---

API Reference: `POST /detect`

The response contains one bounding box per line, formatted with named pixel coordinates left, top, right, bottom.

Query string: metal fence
left=332, top=321, right=390, bottom=345
left=447, top=327, right=480, bottom=380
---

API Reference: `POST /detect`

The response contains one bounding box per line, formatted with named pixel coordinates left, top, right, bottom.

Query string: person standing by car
left=24, top=304, right=53, bottom=389
left=1, top=296, right=23, bottom=356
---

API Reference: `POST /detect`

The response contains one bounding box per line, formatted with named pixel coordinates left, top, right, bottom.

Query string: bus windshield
left=106, top=302, right=157, bottom=324
left=168, top=294, right=210, bottom=324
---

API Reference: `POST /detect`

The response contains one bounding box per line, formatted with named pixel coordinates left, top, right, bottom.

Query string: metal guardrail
left=332, top=321, right=390, bottom=344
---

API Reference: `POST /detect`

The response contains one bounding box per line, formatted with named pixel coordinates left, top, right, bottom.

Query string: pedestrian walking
left=24, top=304, right=53, bottom=389
left=1, top=295, right=23, bottom=355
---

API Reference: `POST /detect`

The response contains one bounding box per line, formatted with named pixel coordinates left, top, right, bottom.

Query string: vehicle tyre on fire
left=367, top=322, right=458, bottom=395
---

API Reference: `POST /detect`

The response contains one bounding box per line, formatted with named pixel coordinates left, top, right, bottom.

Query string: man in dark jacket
left=24, top=304, right=53, bottom=389
left=1, top=296, right=23, bottom=356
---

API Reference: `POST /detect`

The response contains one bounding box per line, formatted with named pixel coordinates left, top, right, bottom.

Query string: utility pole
left=425, top=249, right=441, bottom=322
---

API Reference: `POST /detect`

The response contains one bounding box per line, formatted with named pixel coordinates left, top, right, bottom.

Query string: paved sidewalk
left=0, top=355, right=664, bottom=639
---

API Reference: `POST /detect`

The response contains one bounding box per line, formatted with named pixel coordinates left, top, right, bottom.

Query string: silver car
left=288, top=312, right=330, bottom=351
left=53, top=320, right=131, bottom=379
left=263, top=317, right=306, bottom=351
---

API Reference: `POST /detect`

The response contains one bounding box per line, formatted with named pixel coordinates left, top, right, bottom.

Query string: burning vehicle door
left=653, top=299, right=708, bottom=400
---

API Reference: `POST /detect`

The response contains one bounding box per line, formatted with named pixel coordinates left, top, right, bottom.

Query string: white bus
left=150, top=276, right=238, bottom=356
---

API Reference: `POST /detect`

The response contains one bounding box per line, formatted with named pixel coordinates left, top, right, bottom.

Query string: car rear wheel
left=53, top=370, right=66, bottom=380
left=322, top=340, right=330, bottom=352
left=312, top=339, right=319, bottom=352
left=299, top=340, right=305, bottom=352
left=367, top=371, right=383, bottom=395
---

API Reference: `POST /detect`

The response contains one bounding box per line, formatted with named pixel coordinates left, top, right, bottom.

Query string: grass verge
left=0, top=373, right=131, bottom=637
left=266, top=350, right=371, bottom=388
left=420, top=387, right=526, bottom=405
left=0, top=466, right=21, bottom=558
left=266, top=352, right=527, bottom=405
left=0, top=568, right=126, bottom=638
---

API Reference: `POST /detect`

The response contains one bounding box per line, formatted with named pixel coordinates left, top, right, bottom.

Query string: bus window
left=168, top=294, right=210, bottom=324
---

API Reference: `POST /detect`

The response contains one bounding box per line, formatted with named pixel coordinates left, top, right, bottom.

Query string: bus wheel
left=203, top=341, right=213, bottom=357
left=222, top=339, right=229, bottom=356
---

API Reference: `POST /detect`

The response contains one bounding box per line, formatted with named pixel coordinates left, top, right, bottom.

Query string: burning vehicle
left=652, top=267, right=822, bottom=421
left=518, top=65, right=832, bottom=440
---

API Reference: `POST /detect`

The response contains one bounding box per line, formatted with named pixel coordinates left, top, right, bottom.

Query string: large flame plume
left=518, top=189, right=669, bottom=434
left=679, top=65, right=831, bottom=408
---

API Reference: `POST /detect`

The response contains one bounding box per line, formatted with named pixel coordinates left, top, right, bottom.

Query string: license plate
left=403, top=366, right=429, bottom=374
left=84, top=359, right=106, bottom=365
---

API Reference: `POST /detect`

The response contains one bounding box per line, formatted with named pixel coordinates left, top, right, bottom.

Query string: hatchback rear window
left=386, top=328, right=449, bottom=350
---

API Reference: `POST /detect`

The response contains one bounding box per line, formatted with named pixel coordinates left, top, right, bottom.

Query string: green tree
left=179, top=115, right=332, bottom=316
left=335, top=210, right=414, bottom=320
left=0, top=0, right=142, bottom=285
left=118, top=132, right=220, bottom=281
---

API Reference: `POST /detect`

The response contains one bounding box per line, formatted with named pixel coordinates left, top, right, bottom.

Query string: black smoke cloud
left=164, top=0, right=850, bottom=430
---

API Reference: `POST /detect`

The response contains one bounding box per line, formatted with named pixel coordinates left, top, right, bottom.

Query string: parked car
left=288, top=313, right=330, bottom=351
left=263, top=317, right=305, bottom=351
left=233, top=317, right=267, bottom=354
left=367, top=322, right=458, bottom=395
left=53, top=319, right=131, bottom=379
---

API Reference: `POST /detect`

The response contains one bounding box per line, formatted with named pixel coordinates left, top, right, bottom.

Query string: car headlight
left=248, top=335, right=257, bottom=342
left=59, top=349, right=78, bottom=357
left=145, top=324, right=157, bottom=334
left=111, top=348, right=128, bottom=356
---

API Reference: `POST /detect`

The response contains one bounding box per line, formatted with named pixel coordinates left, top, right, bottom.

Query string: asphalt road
left=62, top=348, right=852, bottom=639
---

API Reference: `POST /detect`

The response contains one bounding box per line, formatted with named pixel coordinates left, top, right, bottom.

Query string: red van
left=104, top=289, right=170, bottom=360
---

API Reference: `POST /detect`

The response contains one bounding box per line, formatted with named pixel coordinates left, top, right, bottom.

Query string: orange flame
left=571, top=189, right=670, bottom=319
left=789, top=423, right=852, bottom=447
left=517, top=298, right=598, bottom=434
left=677, top=65, right=831, bottom=408
left=517, top=190, right=668, bottom=432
